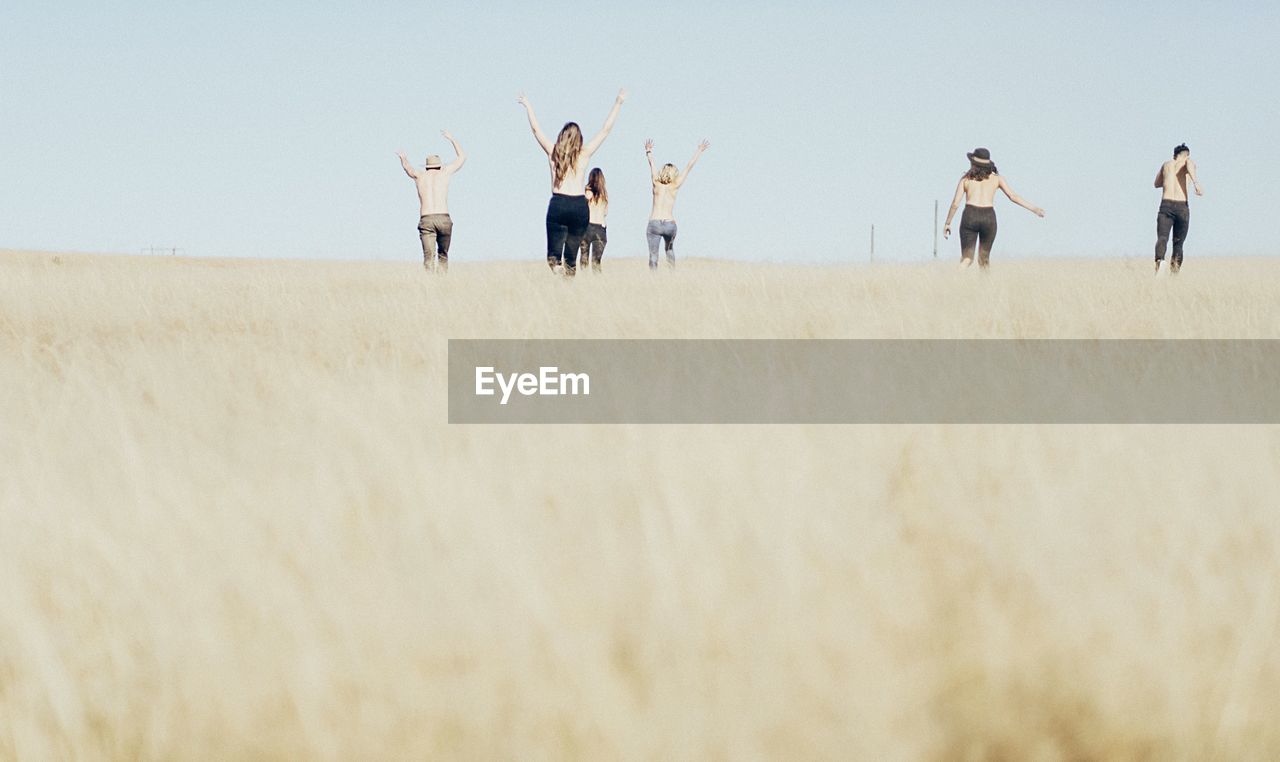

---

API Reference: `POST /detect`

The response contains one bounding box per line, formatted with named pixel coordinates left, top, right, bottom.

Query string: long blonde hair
left=552, top=122, right=583, bottom=186
left=657, top=163, right=678, bottom=185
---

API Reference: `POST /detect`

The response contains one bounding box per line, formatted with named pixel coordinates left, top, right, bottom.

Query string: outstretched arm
left=1186, top=159, right=1203, bottom=196
left=675, top=140, right=710, bottom=188
left=998, top=176, right=1046, bottom=217
left=943, top=177, right=966, bottom=237
left=644, top=139, right=658, bottom=180
left=517, top=94, right=553, bottom=155
left=396, top=151, right=418, bottom=180
left=583, top=89, right=627, bottom=157
left=442, top=130, right=466, bottom=173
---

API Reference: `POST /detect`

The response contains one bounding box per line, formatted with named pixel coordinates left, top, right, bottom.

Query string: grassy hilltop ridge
left=2, top=250, right=1278, bottom=759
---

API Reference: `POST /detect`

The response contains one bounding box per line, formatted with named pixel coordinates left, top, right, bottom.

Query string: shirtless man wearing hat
left=397, top=130, right=467, bottom=272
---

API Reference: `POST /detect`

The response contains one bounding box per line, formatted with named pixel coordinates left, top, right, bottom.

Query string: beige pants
left=418, top=214, right=453, bottom=270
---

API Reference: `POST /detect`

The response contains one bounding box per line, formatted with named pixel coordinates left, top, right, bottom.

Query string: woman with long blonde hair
left=518, top=89, right=626, bottom=276
left=579, top=168, right=608, bottom=273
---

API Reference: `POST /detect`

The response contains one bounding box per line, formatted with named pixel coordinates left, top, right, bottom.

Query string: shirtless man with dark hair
left=1154, top=143, right=1203, bottom=274
left=397, top=130, right=466, bottom=272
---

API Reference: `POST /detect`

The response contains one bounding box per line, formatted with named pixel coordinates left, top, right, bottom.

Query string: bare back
left=414, top=170, right=454, bottom=216
left=551, top=151, right=593, bottom=196
left=1159, top=160, right=1191, bottom=202
left=650, top=181, right=680, bottom=221
left=962, top=175, right=1001, bottom=207
left=586, top=192, right=608, bottom=225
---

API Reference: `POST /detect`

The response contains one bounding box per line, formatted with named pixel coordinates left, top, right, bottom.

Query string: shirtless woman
left=943, top=147, right=1045, bottom=268
left=644, top=138, right=709, bottom=270
left=1153, top=144, right=1204, bottom=274
left=579, top=168, right=608, bottom=273
left=518, top=90, right=626, bottom=277
left=397, top=131, right=466, bottom=272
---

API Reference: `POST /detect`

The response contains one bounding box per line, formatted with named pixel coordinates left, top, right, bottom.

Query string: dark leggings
left=546, top=194, right=590, bottom=274
left=579, top=223, right=607, bottom=270
left=1155, top=200, right=1190, bottom=270
left=959, top=206, right=998, bottom=267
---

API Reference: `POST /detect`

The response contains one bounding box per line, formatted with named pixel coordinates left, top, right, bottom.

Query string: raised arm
left=943, top=176, right=966, bottom=237
left=583, top=88, right=627, bottom=157
left=1154, top=164, right=1165, bottom=188
left=1186, top=159, right=1203, bottom=196
left=675, top=140, right=710, bottom=188
left=517, top=94, right=553, bottom=155
left=644, top=139, right=658, bottom=180
left=396, top=151, right=418, bottom=180
left=442, top=130, right=466, bottom=173
left=998, top=176, right=1046, bottom=217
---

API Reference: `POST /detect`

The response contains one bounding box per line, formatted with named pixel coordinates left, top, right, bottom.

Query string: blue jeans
left=646, top=220, right=678, bottom=269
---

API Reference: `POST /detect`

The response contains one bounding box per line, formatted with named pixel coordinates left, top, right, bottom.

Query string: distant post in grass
left=870, top=225, right=875, bottom=263
left=933, top=200, right=939, bottom=259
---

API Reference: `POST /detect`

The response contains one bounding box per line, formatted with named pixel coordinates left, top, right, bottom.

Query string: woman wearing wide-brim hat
left=942, top=147, right=1045, bottom=268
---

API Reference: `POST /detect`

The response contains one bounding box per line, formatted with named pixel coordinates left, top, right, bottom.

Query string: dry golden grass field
left=2, top=249, right=1279, bottom=760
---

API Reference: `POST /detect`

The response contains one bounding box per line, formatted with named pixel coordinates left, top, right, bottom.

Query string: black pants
left=579, top=223, right=607, bottom=270
left=959, top=206, right=998, bottom=267
left=546, top=194, right=590, bottom=274
left=1155, top=200, right=1190, bottom=270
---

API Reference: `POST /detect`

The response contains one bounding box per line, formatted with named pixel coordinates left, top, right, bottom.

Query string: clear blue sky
left=2, top=1, right=1277, bottom=263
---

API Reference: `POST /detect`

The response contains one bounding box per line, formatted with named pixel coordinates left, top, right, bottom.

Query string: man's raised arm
left=442, top=130, right=466, bottom=173
left=396, top=151, right=418, bottom=179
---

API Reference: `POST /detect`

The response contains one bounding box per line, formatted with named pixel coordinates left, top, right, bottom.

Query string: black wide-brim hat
left=967, top=147, right=993, bottom=165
